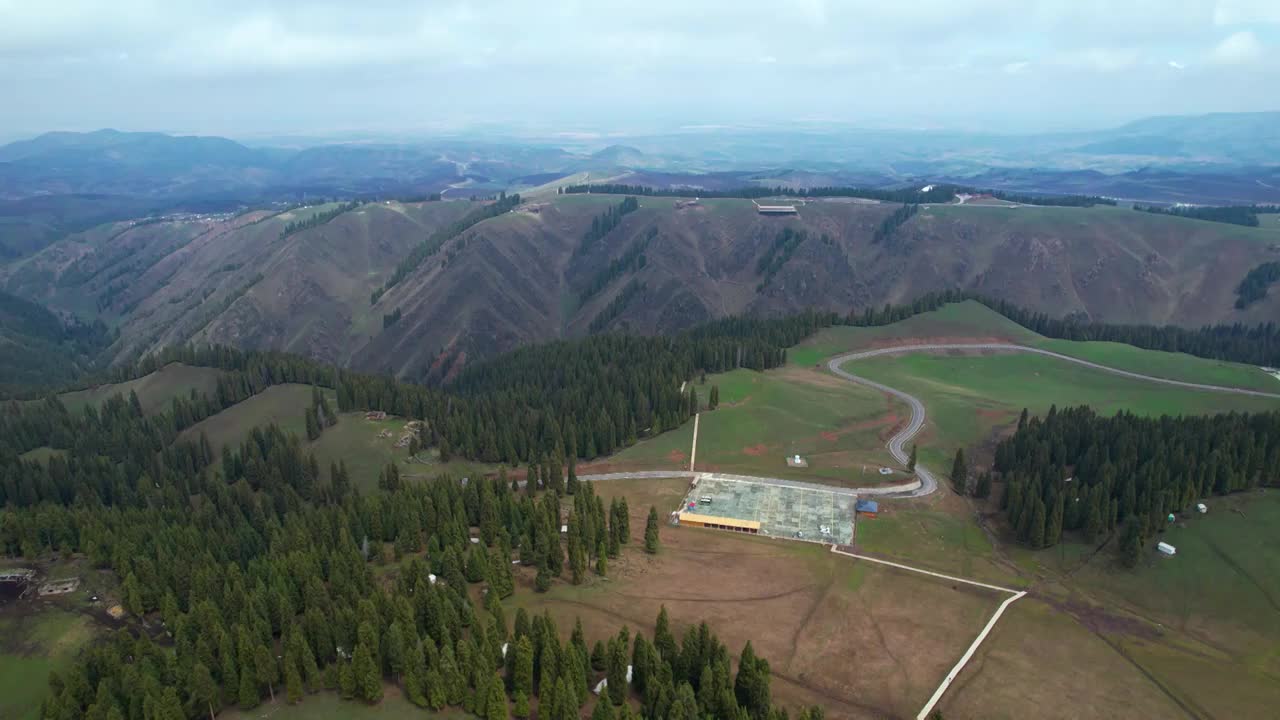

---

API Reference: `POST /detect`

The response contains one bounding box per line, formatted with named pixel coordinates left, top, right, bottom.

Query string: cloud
left=1213, top=1, right=1280, bottom=26
left=1, top=0, right=1278, bottom=134
left=1210, top=30, right=1264, bottom=64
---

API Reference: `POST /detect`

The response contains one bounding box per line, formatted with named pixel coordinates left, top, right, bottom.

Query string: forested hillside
left=0, top=289, right=112, bottom=396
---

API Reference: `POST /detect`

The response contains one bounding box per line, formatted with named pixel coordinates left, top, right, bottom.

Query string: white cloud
left=1210, top=30, right=1264, bottom=64
left=1002, top=60, right=1031, bottom=74
left=1168, top=60, right=1186, bottom=69
left=1213, top=1, right=1280, bottom=26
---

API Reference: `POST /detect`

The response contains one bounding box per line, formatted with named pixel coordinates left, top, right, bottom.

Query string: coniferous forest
left=991, top=406, right=1280, bottom=564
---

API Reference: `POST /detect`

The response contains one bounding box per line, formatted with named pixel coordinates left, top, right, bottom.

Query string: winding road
left=576, top=344, right=1280, bottom=499
left=826, top=343, right=1280, bottom=498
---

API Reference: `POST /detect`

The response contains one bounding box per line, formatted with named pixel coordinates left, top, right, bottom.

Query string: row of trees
left=1137, top=203, right=1280, bottom=228
left=560, top=183, right=1113, bottom=207
left=755, top=228, right=810, bottom=290
left=576, top=197, right=640, bottom=258
left=871, top=204, right=918, bottom=246
left=278, top=201, right=362, bottom=240
left=991, top=406, right=1280, bottom=563
left=578, top=228, right=655, bottom=305
left=1235, top=261, right=1280, bottom=309
left=374, top=193, right=521, bottom=302
left=839, top=289, right=1280, bottom=367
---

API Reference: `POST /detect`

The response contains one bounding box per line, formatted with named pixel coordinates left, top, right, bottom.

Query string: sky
left=2, top=0, right=1279, bottom=140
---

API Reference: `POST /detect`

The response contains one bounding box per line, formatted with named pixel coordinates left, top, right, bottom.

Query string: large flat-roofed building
left=756, top=204, right=798, bottom=215
left=676, top=512, right=761, bottom=534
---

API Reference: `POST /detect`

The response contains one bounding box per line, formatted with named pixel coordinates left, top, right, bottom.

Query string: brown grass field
left=513, top=478, right=1004, bottom=719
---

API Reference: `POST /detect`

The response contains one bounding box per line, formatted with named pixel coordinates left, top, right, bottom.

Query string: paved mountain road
left=826, top=342, right=1280, bottom=498
left=572, top=343, right=1279, bottom=499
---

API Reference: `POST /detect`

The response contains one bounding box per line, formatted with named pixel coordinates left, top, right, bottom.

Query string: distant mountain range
left=1, top=112, right=1279, bottom=259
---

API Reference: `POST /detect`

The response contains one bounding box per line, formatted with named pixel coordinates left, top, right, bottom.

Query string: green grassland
left=304, top=412, right=499, bottom=491
left=792, top=301, right=1279, bottom=392
left=609, top=366, right=898, bottom=484
left=56, top=363, right=224, bottom=416
left=178, top=383, right=318, bottom=450
left=847, top=350, right=1280, bottom=471
left=0, top=609, right=97, bottom=720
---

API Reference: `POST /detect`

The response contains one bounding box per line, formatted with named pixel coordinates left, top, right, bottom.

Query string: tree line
left=576, top=197, right=640, bottom=258
left=1235, top=262, right=1280, bottom=309
left=373, top=193, right=521, bottom=303
left=871, top=204, right=918, bottom=246
left=991, top=405, right=1280, bottom=565
left=560, top=183, right=1113, bottom=207
left=840, top=289, right=1280, bottom=367
left=1137, top=203, right=1280, bottom=228
left=279, top=201, right=362, bottom=240
left=755, top=228, right=810, bottom=291
left=578, top=228, right=655, bottom=305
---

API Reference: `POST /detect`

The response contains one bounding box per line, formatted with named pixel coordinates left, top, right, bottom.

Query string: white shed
left=1157, top=542, right=1176, bottom=556
left=1196, top=503, right=1207, bottom=514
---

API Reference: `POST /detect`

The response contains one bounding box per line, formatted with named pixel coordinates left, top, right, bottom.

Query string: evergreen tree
left=353, top=643, right=383, bottom=703
left=484, top=678, right=508, bottom=720
left=596, top=540, right=608, bottom=576
left=191, top=662, right=218, bottom=720
left=513, top=690, right=530, bottom=719
left=607, top=635, right=629, bottom=705
left=1120, top=520, right=1144, bottom=568
left=950, top=449, right=969, bottom=495
left=644, top=506, right=661, bottom=554
left=908, top=443, right=918, bottom=471
left=709, top=385, right=720, bottom=410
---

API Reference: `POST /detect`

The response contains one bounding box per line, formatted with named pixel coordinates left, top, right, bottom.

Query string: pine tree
left=1028, top=498, right=1047, bottom=549
left=592, top=694, right=616, bottom=719
left=908, top=443, right=918, bottom=471
left=596, top=540, right=608, bottom=576
left=255, top=644, right=277, bottom=703
left=484, top=678, right=508, bottom=720
left=975, top=472, right=991, bottom=499
left=285, top=662, right=303, bottom=704
left=513, top=690, right=530, bottom=719
left=353, top=643, right=383, bottom=703
left=950, top=449, right=969, bottom=495
left=191, top=662, right=218, bottom=720
left=644, top=506, right=661, bottom=554
left=607, top=636, right=629, bottom=705
left=1120, top=520, right=1144, bottom=568
left=514, top=636, right=534, bottom=698
left=709, top=384, right=720, bottom=410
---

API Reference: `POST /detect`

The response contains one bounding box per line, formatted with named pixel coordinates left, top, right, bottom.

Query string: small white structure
left=561, top=524, right=569, bottom=533
left=428, top=573, right=438, bottom=584
left=786, top=454, right=808, bottom=468
left=878, top=467, right=894, bottom=475
left=1157, top=542, right=1177, bottom=556
left=1196, top=503, right=1208, bottom=514
left=593, top=666, right=633, bottom=695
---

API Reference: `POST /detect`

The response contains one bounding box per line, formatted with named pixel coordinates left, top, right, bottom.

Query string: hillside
left=6, top=193, right=1280, bottom=380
